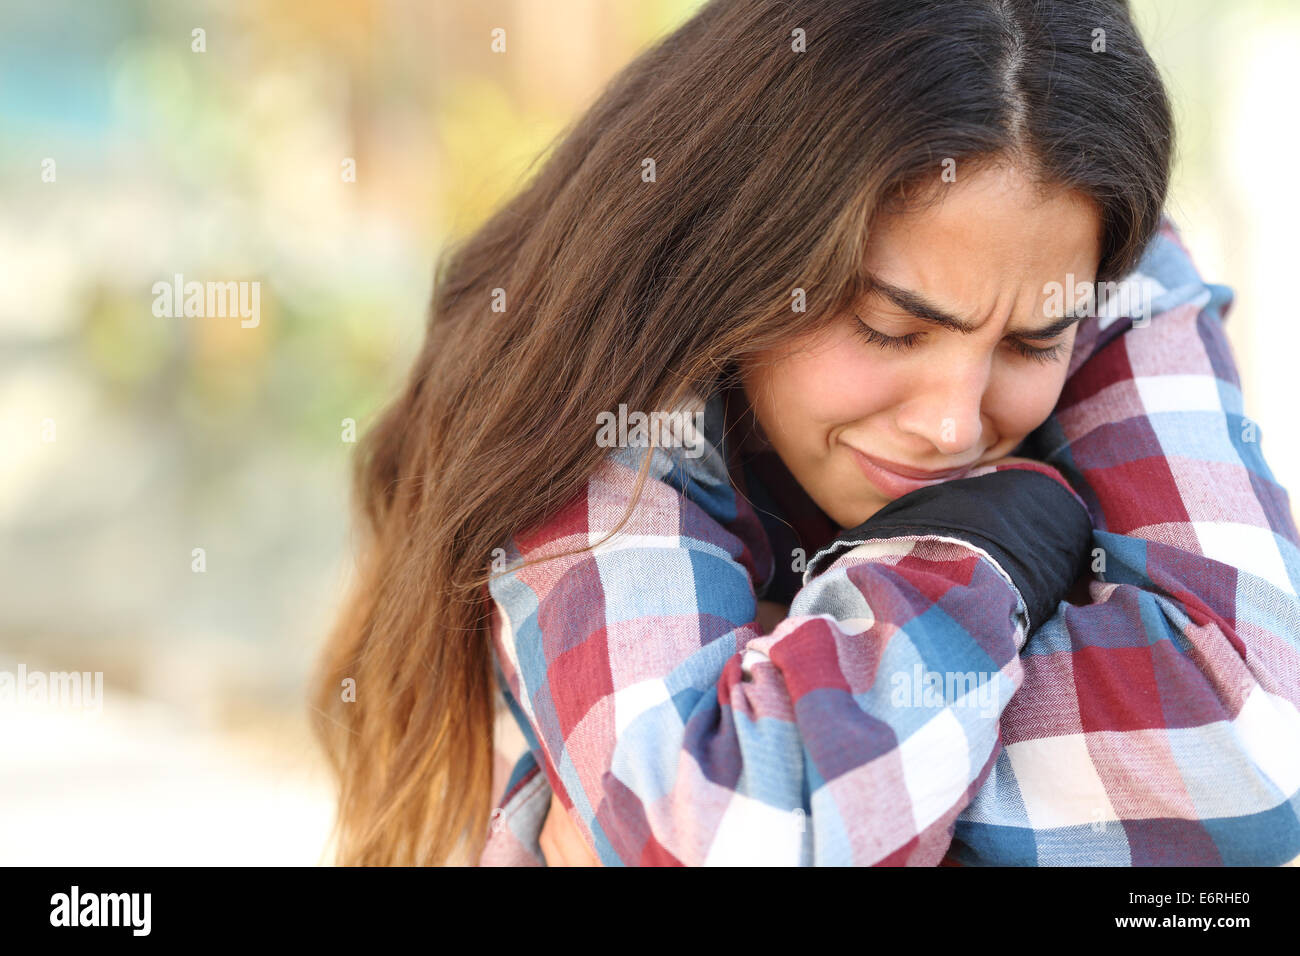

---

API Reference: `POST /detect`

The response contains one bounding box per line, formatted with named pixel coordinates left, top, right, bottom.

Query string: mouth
left=846, top=446, right=977, bottom=499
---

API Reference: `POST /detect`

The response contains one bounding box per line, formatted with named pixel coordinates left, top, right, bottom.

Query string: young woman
left=311, top=0, right=1300, bottom=866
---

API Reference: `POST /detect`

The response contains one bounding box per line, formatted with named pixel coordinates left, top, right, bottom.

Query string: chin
left=827, top=498, right=885, bottom=531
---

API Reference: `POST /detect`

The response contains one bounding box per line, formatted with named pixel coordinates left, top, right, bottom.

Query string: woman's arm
left=488, top=423, right=1089, bottom=865
left=540, top=598, right=788, bottom=866
left=754, top=598, right=790, bottom=635
left=950, top=216, right=1300, bottom=865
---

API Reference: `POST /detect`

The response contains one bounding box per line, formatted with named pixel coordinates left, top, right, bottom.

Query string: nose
left=894, top=355, right=990, bottom=456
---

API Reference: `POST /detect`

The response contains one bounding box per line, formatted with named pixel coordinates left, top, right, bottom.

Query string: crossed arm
left=539, top=596, right=791, bottom=866
left=497, top=216, right=1300, bottom=866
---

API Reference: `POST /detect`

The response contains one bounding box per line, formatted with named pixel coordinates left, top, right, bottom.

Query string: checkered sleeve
left=487, top=396, right=1081, bottom=865
left=950, top=216, right=1300, bottom=865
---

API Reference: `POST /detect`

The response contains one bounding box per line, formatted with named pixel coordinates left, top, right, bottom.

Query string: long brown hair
left=311, top=0, right=1173, bottom=865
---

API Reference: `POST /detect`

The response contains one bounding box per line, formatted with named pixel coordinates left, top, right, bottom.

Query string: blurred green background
left=1, top=0, right=1296, bottom=864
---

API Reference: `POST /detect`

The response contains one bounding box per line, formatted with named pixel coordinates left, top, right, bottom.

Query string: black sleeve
left=804, top=468, right=1093, bottom=632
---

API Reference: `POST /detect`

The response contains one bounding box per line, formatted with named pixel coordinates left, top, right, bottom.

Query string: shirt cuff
left=804, top=468, right=1092, bottom=632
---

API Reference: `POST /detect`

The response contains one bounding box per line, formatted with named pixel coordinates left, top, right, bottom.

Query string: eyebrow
left=863, top=275, right=1088, bottom=340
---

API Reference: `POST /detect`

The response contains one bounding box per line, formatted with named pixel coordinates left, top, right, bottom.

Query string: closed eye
left=852, top=314, right=924, bottom=350
left=1006, top=338, right=1068, bottom=364
left=855, top=313, right=1069, bottom=364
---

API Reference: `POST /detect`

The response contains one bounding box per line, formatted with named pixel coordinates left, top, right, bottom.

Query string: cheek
left=756, top=332, right=900, bottom=433
left=987, top=361, right=1070, bottom=436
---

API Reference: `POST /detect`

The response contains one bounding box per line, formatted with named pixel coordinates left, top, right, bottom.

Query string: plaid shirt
left=477, top=215, right=1300, bottom=866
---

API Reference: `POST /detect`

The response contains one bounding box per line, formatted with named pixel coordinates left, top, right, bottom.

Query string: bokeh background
left=1, top=0, right=1296, bottom=864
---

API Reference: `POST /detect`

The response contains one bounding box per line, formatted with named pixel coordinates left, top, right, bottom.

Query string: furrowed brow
left=865, top=273, right=1088, bottom=340
left=863, top=276, right=979, bottom=333
left=1012, top=309, right=1087, bottom=341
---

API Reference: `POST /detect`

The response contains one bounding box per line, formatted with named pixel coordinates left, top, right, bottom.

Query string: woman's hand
left=539, top=794, right=602, bottom=867
left=755, top=599, right=789, bottom=634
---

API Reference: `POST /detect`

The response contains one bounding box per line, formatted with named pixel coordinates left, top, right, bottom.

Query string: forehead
left=866, top=165, right=1103, bottom=296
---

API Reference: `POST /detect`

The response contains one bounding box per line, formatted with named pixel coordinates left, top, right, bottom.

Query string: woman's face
left=741, top=163, right=1103, bottom=529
